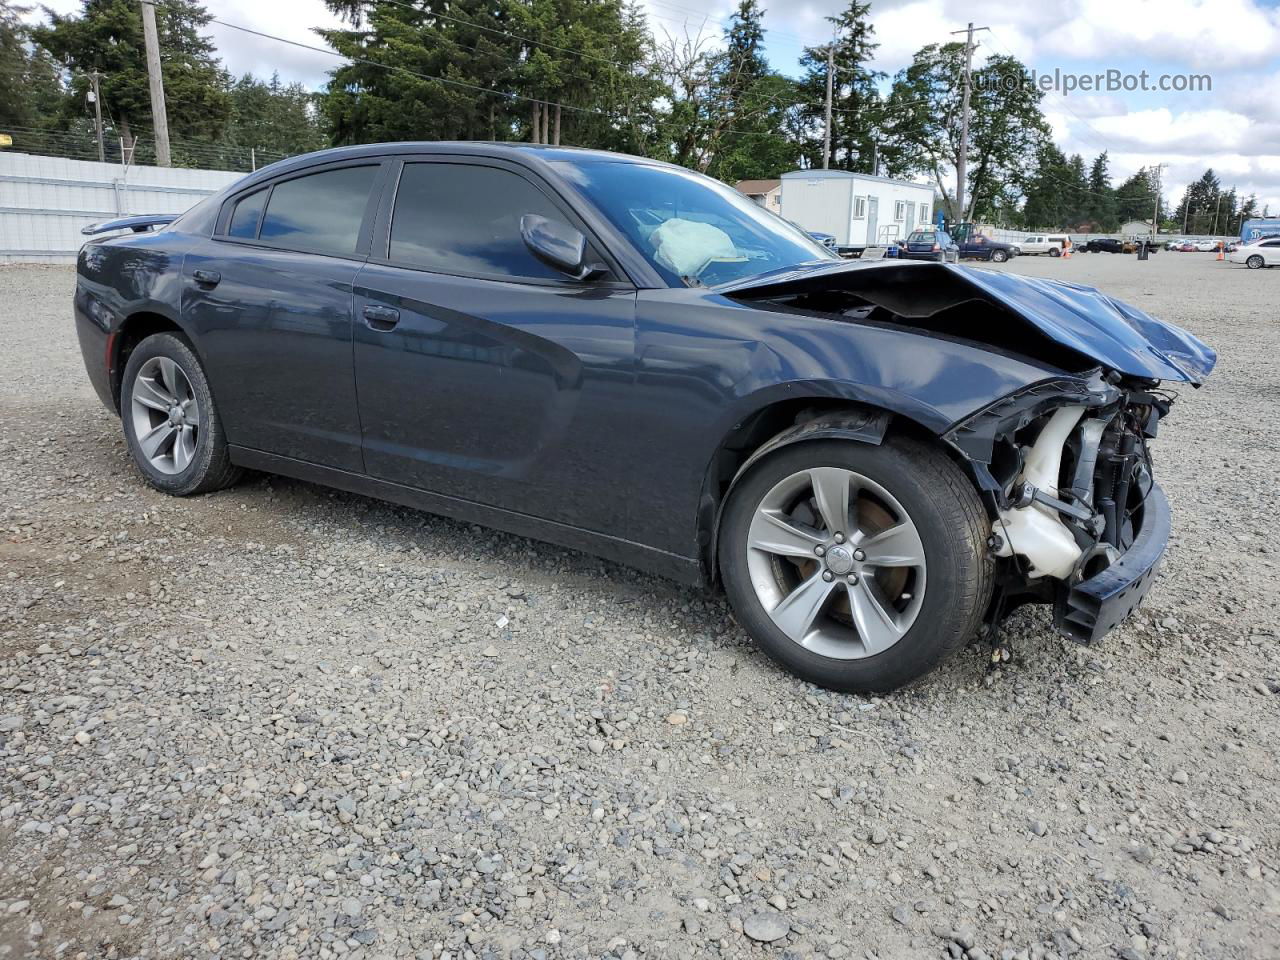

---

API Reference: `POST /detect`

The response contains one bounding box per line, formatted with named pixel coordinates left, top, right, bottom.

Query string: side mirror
left=520, top=214, right=607, bottom=281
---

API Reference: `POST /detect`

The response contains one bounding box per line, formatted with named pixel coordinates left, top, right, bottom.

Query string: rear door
left=351, top=156, right=637, bottom=532
left=183, top=160, right=388, bottom=472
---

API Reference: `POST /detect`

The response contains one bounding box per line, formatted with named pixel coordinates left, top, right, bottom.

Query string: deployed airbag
left=650, top=218, right=739, bottom=278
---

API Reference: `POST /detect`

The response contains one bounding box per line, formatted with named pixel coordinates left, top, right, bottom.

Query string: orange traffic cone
left=1063, top=240, right=1072, bottom=259
left=1216, top=242, right=1224, bottom=261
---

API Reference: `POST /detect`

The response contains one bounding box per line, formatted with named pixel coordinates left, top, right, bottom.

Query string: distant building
left=735, top=179, right=782, bottom=214
left=779, top=169, right=934, bottom=252
left=1121, top=219, right=1155, bottom=236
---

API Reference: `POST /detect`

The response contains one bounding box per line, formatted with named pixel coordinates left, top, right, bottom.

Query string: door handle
left=192, top=269, right=221, bottom=287
left=362, top=305, right=400, bottom=331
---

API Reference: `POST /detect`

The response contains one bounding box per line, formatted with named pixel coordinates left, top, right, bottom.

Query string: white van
left=1019, top=234, right=1071, bottom=256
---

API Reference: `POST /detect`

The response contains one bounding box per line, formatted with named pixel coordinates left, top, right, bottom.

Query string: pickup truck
left=956, top=234, right=1018, bottom=262
left=1080, top=238, right=1124, bottom=253
left=1017, top=234, right=1071, bottom=256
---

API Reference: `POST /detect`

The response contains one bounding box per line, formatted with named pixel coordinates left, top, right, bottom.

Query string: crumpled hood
left=958, top=268, right=1216, bottom=384
left=718, top=260, right=1217, bottom=385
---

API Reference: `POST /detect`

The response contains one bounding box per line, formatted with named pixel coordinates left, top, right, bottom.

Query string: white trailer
left=779, top=170, right=936, bottom=255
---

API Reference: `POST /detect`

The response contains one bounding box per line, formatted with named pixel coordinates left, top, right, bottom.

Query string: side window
left=258, top=165, right=378, bottom=256
left=227, top=188, right=266, bottom=238
left=1263, top=239, right=1280, bottom=248
left=919, top=203, right=928, bottom=223
left=388, top=162, right=572, bottom=280
left=894, top=200, right=906, bottom=221
left=852, top=196, right=867, bottom=219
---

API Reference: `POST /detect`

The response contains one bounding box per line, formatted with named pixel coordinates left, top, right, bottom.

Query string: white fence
left=0, top=152, right=244, bottom=264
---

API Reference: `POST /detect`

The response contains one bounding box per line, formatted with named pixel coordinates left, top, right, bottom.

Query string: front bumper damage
left=944, top=371, right=1174, bottom=643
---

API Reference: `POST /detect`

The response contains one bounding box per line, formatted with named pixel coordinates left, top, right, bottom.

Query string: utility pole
left=87, top=71, right=105, bottom=163
left=139, top=0, right=171, bottom=167
left=950, top=22, right=988, bottom=225
left=822, top=43, right=835, bottom=170
left=1211, top=192, right=1223, bottom=237
left=1151, top=163, right=1165, bottom=240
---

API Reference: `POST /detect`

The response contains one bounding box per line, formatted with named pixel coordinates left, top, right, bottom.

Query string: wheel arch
left=110, top=309, right=190, bottom=411
left=695, top=396, right=953, bottom=588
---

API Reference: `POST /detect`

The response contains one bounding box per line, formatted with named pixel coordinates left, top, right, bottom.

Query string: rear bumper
left=73, top=289, right=118, bottom=413
left=1055, top=482, right=1171, bottom=643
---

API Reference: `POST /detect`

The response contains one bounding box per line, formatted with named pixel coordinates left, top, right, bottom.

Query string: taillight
left=932, top=244, right=940, bottom=251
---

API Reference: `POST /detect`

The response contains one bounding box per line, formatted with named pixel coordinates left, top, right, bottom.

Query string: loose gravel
left=1, top=252, right=1277, bottom=960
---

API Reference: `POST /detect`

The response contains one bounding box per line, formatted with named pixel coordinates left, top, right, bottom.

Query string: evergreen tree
left=1086, top=152, right=1117, bottom=230
left=225, top=73, right=325, bottom=160
left=1172, top=168, right=1223, bottom=234
left=32, top=0, right=231, bottom=158
left=0, top=1, right=65, bottom=132
left=796, top=0, right=881, bottom=172
left=699, top=1, right=802, bottom=180
left=1113, top=167, right=1160, bottom=228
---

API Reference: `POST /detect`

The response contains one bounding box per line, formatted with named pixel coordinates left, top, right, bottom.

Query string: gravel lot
left=1, top=252, right=1277, bottom=960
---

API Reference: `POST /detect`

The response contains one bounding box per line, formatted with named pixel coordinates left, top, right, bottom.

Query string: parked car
left=900, top=229, right=960, bottom=262
left=806, top=230, right=838, bottom=250
left=1228, top=237, right=1280, bottom=269
left=73, top=142, right=1216, bottom=693
left=1192, top=239, right=1219, bottom=252
left=1018, top=234, right=1070, bottom=256
left=1080, top=238, right=1124, bottom=253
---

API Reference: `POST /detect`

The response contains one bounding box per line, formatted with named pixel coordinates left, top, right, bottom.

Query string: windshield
left=554, top=160, right=838, bottom=286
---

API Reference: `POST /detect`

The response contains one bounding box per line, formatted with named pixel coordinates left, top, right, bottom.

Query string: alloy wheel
left=745, top=467, right=927, bottom=659
left=130, top=356, right=201, bottom=475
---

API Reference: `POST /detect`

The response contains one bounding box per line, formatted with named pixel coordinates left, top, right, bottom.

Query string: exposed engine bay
left=944, top=372, right=1174, bottom=641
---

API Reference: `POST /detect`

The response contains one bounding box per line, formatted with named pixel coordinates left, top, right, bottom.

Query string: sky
left=27, top=0, right=1280, bottom=214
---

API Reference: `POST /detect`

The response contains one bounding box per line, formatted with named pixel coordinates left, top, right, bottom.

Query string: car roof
left=238, top=141, right=674, bottom=191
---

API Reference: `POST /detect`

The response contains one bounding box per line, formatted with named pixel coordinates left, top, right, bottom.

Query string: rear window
left=258, top=165, right=378, bottom=256
left=227, top=188, right=266, bottom=238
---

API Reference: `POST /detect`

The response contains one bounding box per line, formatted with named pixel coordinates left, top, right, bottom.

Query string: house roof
left=735, top=179, right=781, bottom=195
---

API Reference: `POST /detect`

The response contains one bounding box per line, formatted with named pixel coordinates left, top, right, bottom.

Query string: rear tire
left=1049, top=248, right=1061, bottom=257
left=718, top=437, right=993, bottom=692
left=1247, top=255, right=1265, bottom=269
left=121, top=332, right=242, bottom=496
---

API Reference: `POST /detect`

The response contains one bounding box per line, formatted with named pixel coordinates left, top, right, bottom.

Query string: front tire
left=718, top=437, right=993, bottom=692
left=1247, top=255, right=1265, bottom=269
left=121, top=332, right=242, bottom=496
left=992, top=249, right=1009, bottom=263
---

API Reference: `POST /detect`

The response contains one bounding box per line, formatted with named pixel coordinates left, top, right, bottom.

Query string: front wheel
left=718, top=437, right=994, bottom=692
left=1247, top=255, right=1265, bottom=269
left=991, top=249, right=1009, bottom=263
left=121, top=332, right=242, bottom=496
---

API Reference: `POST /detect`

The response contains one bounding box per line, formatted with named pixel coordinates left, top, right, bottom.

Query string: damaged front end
left=719, top=260, right=1216, bottom=644
left=946, top=372, right=1175, bottom=642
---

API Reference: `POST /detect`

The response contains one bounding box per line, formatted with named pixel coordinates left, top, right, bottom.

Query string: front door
left=352, top=158, right=636, bottom=533
left=182, top=161, right=387, bottom=472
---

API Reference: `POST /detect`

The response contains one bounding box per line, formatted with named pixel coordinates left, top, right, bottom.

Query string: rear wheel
left=121, top=332, right=242, bottom=496
left=718, top=437, right=993, bottom=692
left=1247, top=254, right=1265, bottom=269
left=1049, top=248, right=1062, bottom=257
